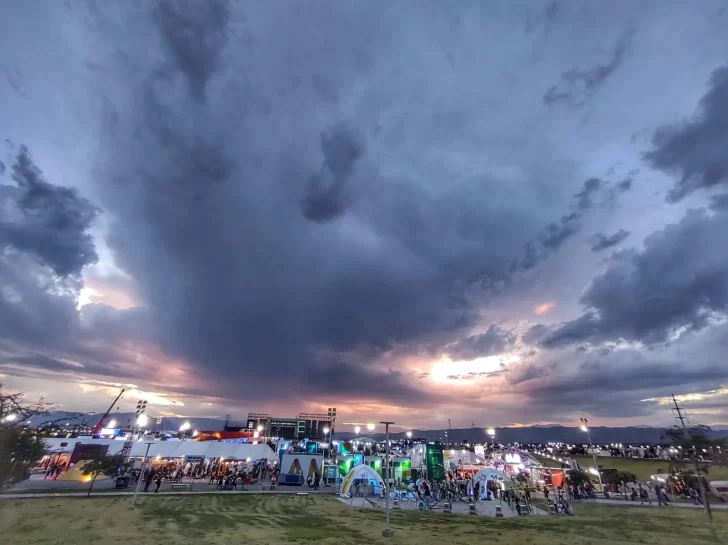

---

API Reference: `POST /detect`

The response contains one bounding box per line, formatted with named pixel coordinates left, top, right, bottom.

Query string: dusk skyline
left=2, top=0, right=728, bottom=432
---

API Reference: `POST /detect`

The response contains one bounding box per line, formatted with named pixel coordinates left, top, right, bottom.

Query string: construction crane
left=90, top=388, right=125, bottom=436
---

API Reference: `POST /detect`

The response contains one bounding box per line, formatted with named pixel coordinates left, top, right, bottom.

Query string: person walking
left=639, top=484, right=651, bottom=505
left=423, top=481, right=432, bottom=510
left=154, top=474, right=162, bottom=493
left=144, top=470, right=154, bottom=493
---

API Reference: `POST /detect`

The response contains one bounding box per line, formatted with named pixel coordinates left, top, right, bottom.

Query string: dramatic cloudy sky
left=2, top=0, right=728, bottom=431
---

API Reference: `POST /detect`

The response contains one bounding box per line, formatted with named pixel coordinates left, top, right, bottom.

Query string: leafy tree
left=0, top=385, right=52, bottom=492
left=565, top=469, right=590, bottom=489
left=0, top=428, right=47, bottom=492
left=82, top=454, right=131, bottom=496
left=607, top=470, right=637, bottom=486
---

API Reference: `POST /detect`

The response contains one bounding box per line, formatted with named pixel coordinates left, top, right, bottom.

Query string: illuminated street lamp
left=580, top=418, right=603, bottom=490
left=354, top=425, right=361, bottom=438
left=406, top=431, right=412, bottom=438
left=4, top=414, right=18, bottom=422
left=323, top=427, right=330, bottom=457
left=179, top=422, right=191, bottom=432
left=137, top=414, right=149, bottom=427
left=367, top=423, right=375, bottom=444
left=486, top=428, right=496, bottom=448
left=108, top=419, right=117, bottom=429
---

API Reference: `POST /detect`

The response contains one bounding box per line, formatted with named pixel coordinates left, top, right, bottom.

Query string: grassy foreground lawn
left=535, top=455, right=728, bottom=481
left=0, top=494, right=727, bottom=545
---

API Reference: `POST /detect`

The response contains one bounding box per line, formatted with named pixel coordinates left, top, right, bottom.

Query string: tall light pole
left=323, top=427, right=330, bottom=458
left=380, top=421, right=395, bottom=538
left=580, top=418, right=603, bottom=490
left=487, top=428, right=496, bottom=449
left=179, top=421, right=191, bottom=441
left=132, top=439, right=155, bottom=508
left=367, top=423, right=375, bottom=440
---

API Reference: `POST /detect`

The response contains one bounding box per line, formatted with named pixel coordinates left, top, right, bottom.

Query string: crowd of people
left=137, top=459, right=279, bottom=492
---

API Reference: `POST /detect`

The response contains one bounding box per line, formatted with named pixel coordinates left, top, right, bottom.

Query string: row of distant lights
left=352, top=426, right=495, bottom=437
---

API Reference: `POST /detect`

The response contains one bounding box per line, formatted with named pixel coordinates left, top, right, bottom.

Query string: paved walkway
left=1, top=488, right=335, bottom=500
left=588, top=498, right=728, bottom=509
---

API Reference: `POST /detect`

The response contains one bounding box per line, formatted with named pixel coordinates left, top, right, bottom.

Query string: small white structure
left=471, top=467, right=510, bottom=499
left=339, top=463, right=385, bottom=499
left=40, top=437, right=278, bottom=462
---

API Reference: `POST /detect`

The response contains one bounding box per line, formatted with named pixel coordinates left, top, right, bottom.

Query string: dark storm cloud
left=0, top=146, right=99, bottom=277
left=502, top=175, right=632, bottom=276
left=521, top=324, right=554, bottom=346
left=444, top=324, right=516, bottom=361
left=542, top=207, right=728, bottom=347
left=710, top=193, right=728, bottom=210
left=507, top=211, right=581, bottom=275
left=87, top=7, right=544, bottom=406
left=151, top=0, right=231, bottom=103
left=510, top=350, right=728, bottom=418
left=543, top=27, right=635, bottom=108
left=300, top=123, right=364, bottom=223
left=589, top=228, right=630, bottom=252
left=645, top=64, right=728, bottom=202
left=0, top=255, right=80, bottom=349
left=574, top=177, right=603, bottom=210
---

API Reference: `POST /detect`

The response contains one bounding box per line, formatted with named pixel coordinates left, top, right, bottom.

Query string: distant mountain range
left=25, top=411, right=229, bottom=434
left=26, top=412, right=728, bottom=445
left=374, top=426, right=728, bottom=445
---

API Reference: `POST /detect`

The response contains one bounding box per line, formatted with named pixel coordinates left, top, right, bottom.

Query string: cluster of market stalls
left=39, top=437, right=278, bottom=481
left=39, top=436, right=567, bottom=492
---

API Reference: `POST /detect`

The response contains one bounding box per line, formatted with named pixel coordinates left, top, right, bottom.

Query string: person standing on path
left=144, top=470, right=154, bottom=493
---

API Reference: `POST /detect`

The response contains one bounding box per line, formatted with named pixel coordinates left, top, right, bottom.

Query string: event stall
left=339, top=463, right=385, bottom=498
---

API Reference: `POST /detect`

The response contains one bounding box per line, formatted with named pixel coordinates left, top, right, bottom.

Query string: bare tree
left=0, top=384, right=54, bottom=492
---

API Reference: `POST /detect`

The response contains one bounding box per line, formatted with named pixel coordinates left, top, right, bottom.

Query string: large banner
left=280, top=454, right=324, bottom=480
left=425, top=444, right=444, bottom=481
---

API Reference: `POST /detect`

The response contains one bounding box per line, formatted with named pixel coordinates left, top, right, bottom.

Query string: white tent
left=41, top=437, right=277, bottom=462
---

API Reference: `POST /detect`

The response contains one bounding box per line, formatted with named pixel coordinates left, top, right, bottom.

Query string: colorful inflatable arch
left=339, top=463, right=385, bottom=498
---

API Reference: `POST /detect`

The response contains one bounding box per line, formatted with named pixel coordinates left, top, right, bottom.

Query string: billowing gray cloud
left=542, top=207, right=728, bottom=347
left=509, top=348, right=728, bottom=418
left=300, top=123, right=364, bottom=223
left=521, top=324, right=554, bottom=346
left=4, top=1, right=728, bottom=425
left=645, top=64, right=728, bottom=202
left=506, top=175, right=634, bottom=275
left=574, top=177, right=603, bottom=210
left=0, top=146, right=99, bottom=277
left=589, top=228, right=630, bottom=252
left=710, top=193, right=728, bottom=210
left=544, top=27, right=635, bottom=108
left=75, top=1, right=577, bottom=408
left=152, top=0, right=232, bottom=103
left=444, top=324, right=515, bottom=361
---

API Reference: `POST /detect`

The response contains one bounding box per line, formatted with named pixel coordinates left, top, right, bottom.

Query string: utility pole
left=579, top=418, right=603, bottom=491
left=670, top=394, right=716, bottom=539
left=132, top=440, right=155, bottom=508
left=380, top=421, right=395, bottom=538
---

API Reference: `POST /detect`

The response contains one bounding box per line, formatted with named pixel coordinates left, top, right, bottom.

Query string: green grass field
left=535, top=455, right=728, bottom=481
left=0, top=494, right=726, bottom=544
